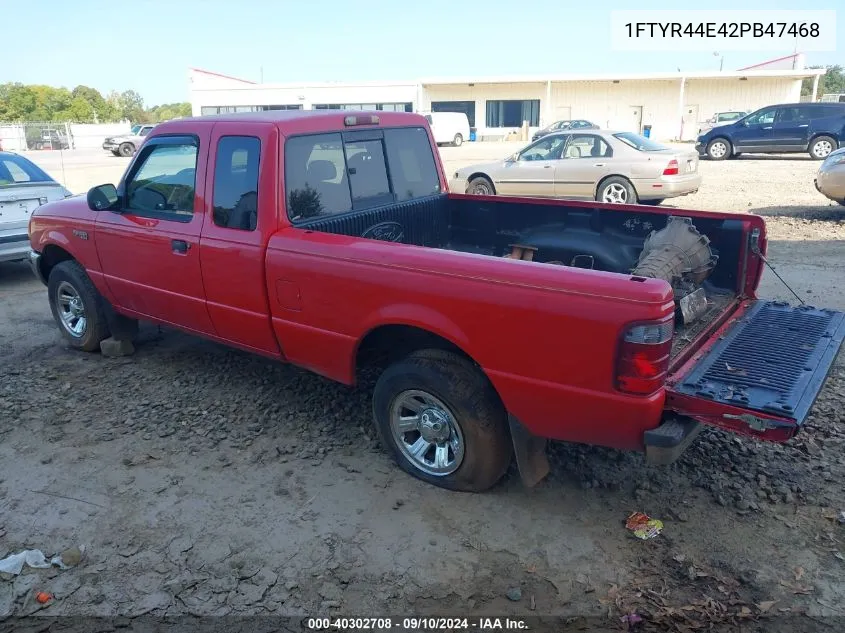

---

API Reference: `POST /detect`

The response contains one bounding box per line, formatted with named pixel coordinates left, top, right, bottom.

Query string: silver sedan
left=815, top=147, right=845, bottom=206
left=450, top=130, right=701, bottom=205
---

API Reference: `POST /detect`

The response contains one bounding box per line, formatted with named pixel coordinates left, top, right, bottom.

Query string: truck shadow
left=750, top=205, right=845, bottom=220
left=0, top=260, right=39, bottom=290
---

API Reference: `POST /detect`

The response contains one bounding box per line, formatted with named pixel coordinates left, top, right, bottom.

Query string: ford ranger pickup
left=27, top=111, right=845, bottom=492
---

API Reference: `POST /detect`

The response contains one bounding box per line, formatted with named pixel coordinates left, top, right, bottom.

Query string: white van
left=422, top=111, right=471, bottom=147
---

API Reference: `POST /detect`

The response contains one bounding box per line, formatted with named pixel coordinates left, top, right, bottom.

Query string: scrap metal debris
left=626, top=512, right=664, bottom=540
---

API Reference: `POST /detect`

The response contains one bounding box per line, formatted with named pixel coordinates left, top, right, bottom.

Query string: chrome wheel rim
left=56, top=281, right=87, bottom=338
left=471, top=182, right=491, bottom=195
left=813, top=140, right=833, bottom=158
left=709, top=141, right=727, bottom=158
left=390, top=389, right=465, bottom=476
left=602, top=183, right=628, bottom=203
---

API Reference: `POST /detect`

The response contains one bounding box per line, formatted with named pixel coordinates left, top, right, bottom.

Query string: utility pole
left=260, top=66, right=264, bottom=83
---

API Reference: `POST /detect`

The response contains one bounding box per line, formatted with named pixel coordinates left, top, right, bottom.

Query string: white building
left=188, top=56, right=825, bottom=142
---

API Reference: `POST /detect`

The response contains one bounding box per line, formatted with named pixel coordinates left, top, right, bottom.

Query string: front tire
left=119, top=142, right=135, bottom=157
left=597, top=176, right=638, bottom=205
left=372, top=349, right=512, bottom=492
left=467, top=176, right=495, bottom=196
left=706, top=138, right=730, bottom=160
left=810, top=136, right=836, bottom=160
left=47, top=261, right=110, bottom=352
left=453, top=134, right=463, bottom=147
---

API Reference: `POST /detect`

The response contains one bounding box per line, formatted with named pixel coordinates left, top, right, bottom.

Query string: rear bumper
left=815, top=170, right=845, bottom=202
left=638, top=173, right=702, bottom=200
left=644, top=416, right=703, bottom=465
left=0, top=233, right=31, bottom=264
left=28, top=249, right=47, bottom=284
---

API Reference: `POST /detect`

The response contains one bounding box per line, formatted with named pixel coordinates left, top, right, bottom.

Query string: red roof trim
left=736, top=54, right=801, bottom=71
left=189, top=67, right=257, bottom=84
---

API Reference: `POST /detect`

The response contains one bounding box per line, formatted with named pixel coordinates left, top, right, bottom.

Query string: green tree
left=0, top=83, right=37, bottom=120
left=801, top=64, right=845, bottom=98
left=118, top=89, right=146, bottom=122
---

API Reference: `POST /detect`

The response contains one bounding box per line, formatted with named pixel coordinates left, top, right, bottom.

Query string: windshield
left=130, top=125, right=142, bottom=134
left=0, top=153, right=55, bottom=185
left=613, top=132, right=669, bottom=152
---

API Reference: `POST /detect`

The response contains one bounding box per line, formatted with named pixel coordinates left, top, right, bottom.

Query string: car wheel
left=706, top=138, right=730, bottom=160
left=597, top=176, right=638, bottom=205
left=372, top=349, right=512, bottom=492
left=467, top=176, right=495, bottom=196
left=118, top=142, right=135, bottom=157
left=810, top=136, right=836, bottom=160
left=453, top=134, right=463, bottom=147
left=47, top=261, right=110, bottom=352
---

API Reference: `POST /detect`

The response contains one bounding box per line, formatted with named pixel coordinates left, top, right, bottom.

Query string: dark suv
left=696, top=102, right=845, bottom=161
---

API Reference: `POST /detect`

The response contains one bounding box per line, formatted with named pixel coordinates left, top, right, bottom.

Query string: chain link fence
left=0, top=121, right=132, bottom=152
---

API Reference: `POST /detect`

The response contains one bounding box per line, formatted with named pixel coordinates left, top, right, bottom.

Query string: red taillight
left=662, top=159, right=679, bottom=176
left=616, top=318, right=674, bottom=395
left=344, top=115, right=379, bottom=127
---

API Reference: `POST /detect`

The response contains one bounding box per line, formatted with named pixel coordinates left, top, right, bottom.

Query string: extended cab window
left=213, top=136, right=260, bottom=231
left=125, top=143, right=197, bottom=222
left=285, top=126, right=440, bottom=222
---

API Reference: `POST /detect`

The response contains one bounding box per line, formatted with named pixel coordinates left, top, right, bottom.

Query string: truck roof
left=156, top=109, right=429, bottom=133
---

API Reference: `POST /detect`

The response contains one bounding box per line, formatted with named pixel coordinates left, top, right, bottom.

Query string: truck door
left=95, top=133, right=216, bottom=335
left=198, top=123, right=282, bottom=357
left=666, top=299, right=845, bottom=441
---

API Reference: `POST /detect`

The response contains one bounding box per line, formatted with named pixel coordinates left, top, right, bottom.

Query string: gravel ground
left=0, top=146, right=843, bottom=630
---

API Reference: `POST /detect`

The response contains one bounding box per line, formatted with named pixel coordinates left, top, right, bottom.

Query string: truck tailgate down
left=666, top=300, right=845, bottom=440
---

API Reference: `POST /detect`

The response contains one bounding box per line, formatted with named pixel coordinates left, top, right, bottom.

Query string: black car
left=532, top=119, right=598, bottom=142
left=695, top=102, right=845, bottom=161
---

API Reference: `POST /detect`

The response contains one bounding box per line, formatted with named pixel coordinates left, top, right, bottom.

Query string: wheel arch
left=808, top=133, right=838, bottom=149
left=39, top=243, right=76, bottom=283
left=467, top=172, right=497, bottom=194
left=595, top=173, right=636, bottom=200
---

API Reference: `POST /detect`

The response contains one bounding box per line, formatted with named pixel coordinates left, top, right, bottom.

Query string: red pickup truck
left=27, top=111, right=845, bottom=492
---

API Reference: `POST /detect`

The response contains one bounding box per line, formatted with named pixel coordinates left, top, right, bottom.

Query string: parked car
left=814, top=146, right=845, bottom=205
left=102, top=124, right=156, bottom=157
left=30, top=129, right=71, bottom=151
left=532, top=119, right=598, bottom=142
left=27, top=111, right=844, bottom=493
left=422, top=112, right=470, bottom=146
left=451, top=130, right=700, bottom=205
left=697, top=110, right=747, bottom=135
left=696, top=102, right=845, bottom=160
left=0, top=152, right=72, bottom=263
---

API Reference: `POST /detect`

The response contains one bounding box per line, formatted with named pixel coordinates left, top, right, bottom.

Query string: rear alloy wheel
left=810, top=136, right=836, bottom=160
left=453, top=134, right=463, bottom=147
left=706, top=138, right=730, bottom=160
left=119, top=142, right=135, bottom=157
left=597, top=177, right=637, bottom=205
left=467, top=176, right=495, bottom=196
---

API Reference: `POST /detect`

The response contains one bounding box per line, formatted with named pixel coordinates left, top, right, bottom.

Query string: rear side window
left=213, top=136, right=260, bottom=231
left=0, top=154, right=54, bottom=185
left=285, top=126, right=440, bottom=222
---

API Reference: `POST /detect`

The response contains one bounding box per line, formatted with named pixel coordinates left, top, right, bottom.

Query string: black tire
left=596, top=176, right=638, bottom=205
left=372, top=349, right=512, bottom=492
left=809, top=136, right=836, bottom=160
left=453, top=134, right=463, bottom=147
left=639, top=199, right=663, bottom=206
left=47, top=260, right=110, bottom=352
left=111, top=150, right=120, bottom=157
left=119, top=142, right=135, bottom=157
left=706, top=138, right=731, bottom=161
left=467, top=176, right=495, bottom=196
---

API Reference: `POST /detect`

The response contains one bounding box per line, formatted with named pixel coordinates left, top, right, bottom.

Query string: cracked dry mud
left=1, top=150, right=844, bottom=631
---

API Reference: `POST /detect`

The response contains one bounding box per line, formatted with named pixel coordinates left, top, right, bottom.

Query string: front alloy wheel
left=56, top=281, right=87, bottom=338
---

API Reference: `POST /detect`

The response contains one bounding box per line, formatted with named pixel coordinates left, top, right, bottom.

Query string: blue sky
left=5, top=0, right=842, bottom=106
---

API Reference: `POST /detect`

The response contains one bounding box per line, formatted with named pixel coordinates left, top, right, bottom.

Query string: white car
left=697, top=111, right=747, bottom=136
left=421, top=111, right=471, bottom=147
left=0, top=152, right=73, bottom=264
left=815, top=147, right=845, bottom=205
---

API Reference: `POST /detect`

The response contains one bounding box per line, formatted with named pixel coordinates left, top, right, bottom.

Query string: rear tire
left=706, top=138, right=731, bottom=160
left=119, top=142, right=135, bottom=157
left=597, top=176, right=638, bottom=205
left=810, top=136, right=836, bottom=160
left=372, top=349, right=512, bottom=492
left=453, top=134, right=463, bottom=147
left=47, top=261, right=110, bottom=352
left=467, top=176, right=495, bottom=196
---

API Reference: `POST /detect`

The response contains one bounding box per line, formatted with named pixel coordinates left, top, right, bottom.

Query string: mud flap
left=508, top=414, right=550, bottom=487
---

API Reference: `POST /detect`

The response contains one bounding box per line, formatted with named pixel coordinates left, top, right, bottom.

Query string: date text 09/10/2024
left=307, top=617, right=528, bottom=630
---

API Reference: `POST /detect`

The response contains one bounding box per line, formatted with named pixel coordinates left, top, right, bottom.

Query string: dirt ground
left=1, top=145, right=844, bottom=631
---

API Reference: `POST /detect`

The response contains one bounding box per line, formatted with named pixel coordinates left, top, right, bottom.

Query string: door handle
left=762, top=126, right=773, bottom=130
left=543, top=165, right=552, bottom=169
left=171, top=239, right=190, bottom=254
left=798, top=124, right=809, bottom=128
left=594, top=163, right=606, bottom=167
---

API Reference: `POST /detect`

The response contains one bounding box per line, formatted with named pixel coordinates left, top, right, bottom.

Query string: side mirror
left=87, top=183, right=119, bottom=211
left=506, top=152, right=519, bottom=163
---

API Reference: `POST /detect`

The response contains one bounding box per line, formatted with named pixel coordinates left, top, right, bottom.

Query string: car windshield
left=130, top=125, right=142, bottom=134
left=0, top=153, right=55, bottom=185
left=613, top=132, right=669, bottom=152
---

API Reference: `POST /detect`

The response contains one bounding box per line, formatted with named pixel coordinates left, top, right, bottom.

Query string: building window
left=485, top=100, right=540, bottom=128
left=199, top=104, right=302, bottom=116
left=312, top=103, right=413, bottom=112
left=431, top=101, right=475, bottom=127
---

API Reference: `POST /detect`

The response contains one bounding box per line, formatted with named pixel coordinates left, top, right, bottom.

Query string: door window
left=564, top=135, right=612, bottom=159
left=519, top=135, right=567, bottom=161
left=212, top=136, right=260, bottom=231
left=744, top=108, right=776, bottom=126
left=125, top=142, right=198, bottom=222
left=776, top=107, right=812, bottom=123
